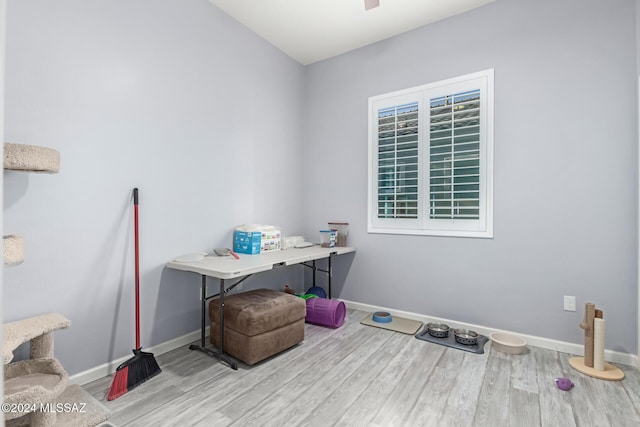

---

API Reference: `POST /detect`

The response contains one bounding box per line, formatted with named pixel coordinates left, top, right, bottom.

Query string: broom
left=108, top=188, right=161, bottom=400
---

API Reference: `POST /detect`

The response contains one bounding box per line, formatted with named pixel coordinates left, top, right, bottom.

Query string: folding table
left=166, top=245, right=355, bottom=369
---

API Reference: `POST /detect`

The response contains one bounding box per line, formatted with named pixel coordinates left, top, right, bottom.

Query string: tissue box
left=233, top=230, right=262, bottom=254
left=233, top=225, right=281, bottom=254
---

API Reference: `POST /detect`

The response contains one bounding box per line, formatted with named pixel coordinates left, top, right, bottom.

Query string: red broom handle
left=134, top=188, right=140, bottom=350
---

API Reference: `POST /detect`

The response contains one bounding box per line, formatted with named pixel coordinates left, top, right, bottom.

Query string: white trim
left=340, top=299, right=638, bottom=367
left=69, top=327, right=209, bottom=386
left=365, top=226, right=492, bottom=239
left=637, top=75, right=640, bottom=369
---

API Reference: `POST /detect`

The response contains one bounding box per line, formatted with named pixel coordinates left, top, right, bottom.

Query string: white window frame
left=367, top=69, right=494, bottom=238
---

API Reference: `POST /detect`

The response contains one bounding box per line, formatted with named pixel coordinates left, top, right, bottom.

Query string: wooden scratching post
left=569, top=303, right=624, bottom=380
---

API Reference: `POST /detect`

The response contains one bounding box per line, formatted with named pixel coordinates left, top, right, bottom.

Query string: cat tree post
left=31, top=332, right=54, bottom=359
left=580, top=303, right=595, bottom=367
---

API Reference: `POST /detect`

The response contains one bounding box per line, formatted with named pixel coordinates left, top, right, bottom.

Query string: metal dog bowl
left=453, top=328, right=479, bottom=345
left=426, top=322, right=450, bottom=338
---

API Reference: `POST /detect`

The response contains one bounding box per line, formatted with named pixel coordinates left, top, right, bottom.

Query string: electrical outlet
left=563, top=295, right=576, bottom=312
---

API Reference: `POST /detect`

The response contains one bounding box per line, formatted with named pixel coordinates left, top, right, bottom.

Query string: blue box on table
left=233, top=230, right=261, bottom=254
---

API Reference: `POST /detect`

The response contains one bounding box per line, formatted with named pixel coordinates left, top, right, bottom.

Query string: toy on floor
left=555, top=377, right=574, bottom=391
left=306, top=286, right=327, bottom=298
left=305, top=298, right=346, bottom=328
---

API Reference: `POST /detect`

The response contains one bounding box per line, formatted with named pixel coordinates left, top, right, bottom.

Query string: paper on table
left=173, top=253, right=206, bottom=263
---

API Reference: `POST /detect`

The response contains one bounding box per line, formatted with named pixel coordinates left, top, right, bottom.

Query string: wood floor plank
left=620, top=364, right=640, bottom=420
left=190, top=412, right=233, bottom=427
left=297, top=330, right=405, bottom=427
left=369, top=339, right=446, bottom=426
left=509, top=388, right=541, bottom=427
left=111, top=385, right=187, bottom=426
left=435, top=345, right=466, bottom=370
left=533, top=347, right=576, bottom=427
left=403, top=364, right=458, bottom=426
left=473, top=351, right=511, bottom=426
left=443, top=346, right=490, bottom=426
left=510, top=347, right=539, bottom=394
left=333, top=333, right=426, bottom=427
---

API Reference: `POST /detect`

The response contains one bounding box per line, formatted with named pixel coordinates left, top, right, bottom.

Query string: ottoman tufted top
left=209, top=288, right=306, bottom=337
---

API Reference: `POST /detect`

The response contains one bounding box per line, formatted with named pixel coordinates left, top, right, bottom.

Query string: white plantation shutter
left=368, top=69, right=493, bottom=238
left=376, top=102, right=419, bottom=219
left=429, top=89, right=481, bottom=220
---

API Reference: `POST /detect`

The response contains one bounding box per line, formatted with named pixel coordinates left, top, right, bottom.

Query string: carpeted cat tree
left=3, top=143, right=111, bottom=426
left=3, top=314, right=110, bottom=427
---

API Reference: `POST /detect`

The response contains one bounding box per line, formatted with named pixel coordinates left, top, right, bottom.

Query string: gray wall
left=304, top=0, right=639, bottom=354
left=3, top=0, right=306, bottom=374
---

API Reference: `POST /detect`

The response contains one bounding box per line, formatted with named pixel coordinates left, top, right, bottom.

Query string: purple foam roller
left=305, top=298, right=346, bottom=328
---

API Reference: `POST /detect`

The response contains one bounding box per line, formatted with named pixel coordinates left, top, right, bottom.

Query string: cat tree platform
left=3, top=235, right=25, bottom=265
left=4, top=143, right=60, bottom=173
left=3, top=313, right=71, bottom=364
left=5, top=385, right=110, bottom=427
left=4, top=358, right=69, bottom=424
left=568, top=356, right=625, bottom=381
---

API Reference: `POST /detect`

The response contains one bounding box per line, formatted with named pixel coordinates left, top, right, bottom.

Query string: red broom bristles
left=106, top=348, right=161, bottom=401
left=107, top=365, right=129, bottom=401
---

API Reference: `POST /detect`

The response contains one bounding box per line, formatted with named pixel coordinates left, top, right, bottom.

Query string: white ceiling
left=209, top=0, right=495, bottom=65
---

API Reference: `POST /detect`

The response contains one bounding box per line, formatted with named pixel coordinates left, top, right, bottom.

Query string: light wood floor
left=84, top=309, right=640, bottom=427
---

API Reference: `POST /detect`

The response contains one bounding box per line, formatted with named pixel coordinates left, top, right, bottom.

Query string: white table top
left=167, top=245, right=355, bottom=280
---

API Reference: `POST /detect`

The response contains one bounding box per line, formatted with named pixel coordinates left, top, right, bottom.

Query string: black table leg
left=328, top=254, right=332, bottom=299
left=188, top=275, right=238, bottom=370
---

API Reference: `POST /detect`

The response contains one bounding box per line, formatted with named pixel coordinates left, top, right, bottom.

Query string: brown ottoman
left=209, top=288, right=306, bottom=365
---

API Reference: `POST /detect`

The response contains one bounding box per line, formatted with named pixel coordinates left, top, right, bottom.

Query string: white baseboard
left=69, top=327, right=210, bottom=386
left=70, top=299, right=638, bottom=386
left=341, top=299, right=638, bottom=367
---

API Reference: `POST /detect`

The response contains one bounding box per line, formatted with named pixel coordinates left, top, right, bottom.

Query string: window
left=368, top=69, right=494, bottom=238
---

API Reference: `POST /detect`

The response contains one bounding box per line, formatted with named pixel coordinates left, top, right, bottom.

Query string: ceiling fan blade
left=365, top=0, right=380, bottom=11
